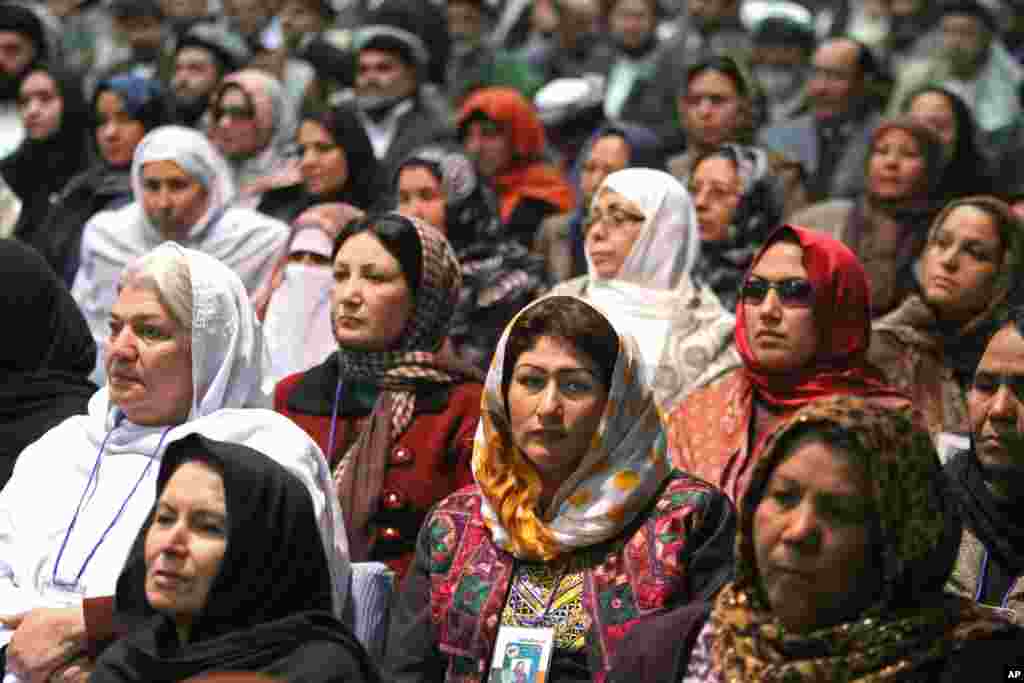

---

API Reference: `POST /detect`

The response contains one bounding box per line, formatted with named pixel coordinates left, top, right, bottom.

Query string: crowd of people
left=1, top=0, right=1024, bottom=680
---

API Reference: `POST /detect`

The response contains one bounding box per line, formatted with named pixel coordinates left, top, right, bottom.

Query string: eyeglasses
left=214, top=105, right=255, bottom=121
left=585, top=207, right=646, bottom=231
left=740, top=277, right=814, bottom=307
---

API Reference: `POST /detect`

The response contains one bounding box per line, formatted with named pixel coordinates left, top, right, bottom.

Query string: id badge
left=489, top=625, right=554, bottom=683
left=38, top=578, right=87, bottom=607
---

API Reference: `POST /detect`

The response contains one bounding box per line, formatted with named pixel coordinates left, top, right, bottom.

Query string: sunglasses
left=973, top=372, right=1024, bottom=402
left=740, top=277, right=814, bottom=307
left=214, top=105, right=255, bottom=121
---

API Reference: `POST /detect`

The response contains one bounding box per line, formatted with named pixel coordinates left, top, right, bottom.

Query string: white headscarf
left=576, top=168, right=711, bottom=392
left=0, top=244, right=349, bottom=643
left=73, top=126, right=290, bottom=375
left=588, top=168, right=699, bottom=290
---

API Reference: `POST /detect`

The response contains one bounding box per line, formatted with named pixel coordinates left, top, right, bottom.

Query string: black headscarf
left=303, top=104, right=384, bottom=211
left=94, top=433, right=377, bottom=683
left=1, top=62, right=94, bottom=244
left=0, top=240, right=95, bottom=488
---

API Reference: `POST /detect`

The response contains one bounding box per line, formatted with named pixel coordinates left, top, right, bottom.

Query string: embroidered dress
left=500, top=562, right=587, bottom=652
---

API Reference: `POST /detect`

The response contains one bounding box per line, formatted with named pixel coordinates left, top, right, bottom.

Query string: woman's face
left=508, top=335, right=609, bottom=486
left=106, top=285, right=194, bottom=426
left=580, top=135, right=630, bottom=205
left=680, top=70, right=745, bottom=150
left=210, top=86, right=267, bottom=160
left=743, top=241, right=819, bottom=374
left=17, top=71, right=62, bottom=141
left=144, top=460, right=227, bottom=632
left=463, top=118, right=513, bottom=179
left=908, top=91, right=958, bottom=154
left=691, top=155, right=742, bottom=243
left=297, top=120, right=348, bottom=197
left=330, top=231, right=414, bottom=351
left=753, top=437, right=879, bottom=633
left=867, top=128, right=928, bottom=201
left=921, top=204, right=1003, bottom=323
left=397, top=165, right=447, bottom=233
left=584, top=188, right=647, bottom=279
left=95, top=90, right=147, bottom=167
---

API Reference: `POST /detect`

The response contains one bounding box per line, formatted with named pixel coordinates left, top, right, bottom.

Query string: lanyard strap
left=520, top=562, right=570, bottom=627
left=975, top=548, right=1015, bottom=608
left=52, top=426, right=172, bottom=588
left=327, top=377, right=343, bottom=463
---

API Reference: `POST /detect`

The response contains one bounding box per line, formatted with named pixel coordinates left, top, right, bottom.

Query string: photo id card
left=489, top=625, right=554, bottom=683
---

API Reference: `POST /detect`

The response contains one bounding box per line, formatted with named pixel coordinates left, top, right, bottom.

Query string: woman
left=667, top=225, right=909, bottom=504
left=383, top=295, right=736, bottom=682
left=92, top=434, right=376, bottom=683
left=537, top=122, right=662, bottom=282
left=689, top=144, right=786, bottom=311
left=903, top=85, right=994, bottom=200
left=206, top=69, right=301, bottom=218
left=0, top=243, right=347, bottom=683
left=456, top=87, right=574, bottom=246
left=870, top=196, right=1024, bottom=439
left=789, top=117, right=946, bottom=316
left=395, top=145, right=548, bottom=370
left=274, top=213, right=483, bottom=576
left=609, top=395, right=1024, bottom=683
left=256, top=202, right=366, bottom=385
left=0, top=240, right=95, bottom=490
left=2, top=62, right=93, bottom=249
left=668, top=56, right=808, bottom=218
left=32, top=74, right=171, bottom=285
left=72, top=124, right=291, bottom=377
left=550, top=168, right=740, bottom=412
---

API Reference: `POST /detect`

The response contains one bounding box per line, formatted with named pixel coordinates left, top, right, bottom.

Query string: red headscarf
left=456, top=87, right=574, bottom=221
left=735, top=225, right=907, bottom=407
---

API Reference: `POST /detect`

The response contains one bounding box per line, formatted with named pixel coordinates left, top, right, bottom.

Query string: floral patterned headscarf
left=471, top=295, right=673, bottom=561
left=710, top=395, right=1011, bottom=682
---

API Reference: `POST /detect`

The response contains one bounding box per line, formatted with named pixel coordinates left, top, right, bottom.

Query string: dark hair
left=752, top=16, right=815, bottom=54
left=502, top=297, right=618, bottom=397
left=682, top=55, right=751, bottom=99
left=300, top=102, right=381, bottom=210
left=331, top=212, right=423, bottom=296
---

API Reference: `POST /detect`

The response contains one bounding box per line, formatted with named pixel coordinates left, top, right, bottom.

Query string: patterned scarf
left=471, top=295, right=673, bottom=560
left=710, top=395, right=1013, bottom=682
left=333, top=215, right=481, bottom=560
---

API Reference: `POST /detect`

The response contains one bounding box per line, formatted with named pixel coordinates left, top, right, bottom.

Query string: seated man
left=947, top=311, right=1024, bottom=621
left=72, top=125, right=289, bottom=380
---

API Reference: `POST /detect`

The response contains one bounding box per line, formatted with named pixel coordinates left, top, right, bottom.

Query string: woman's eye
left=516, top=375, right=545, bottom=391
left=561, top=380, right=594, bottom=396
left=770, top=489, right=799, bottom=508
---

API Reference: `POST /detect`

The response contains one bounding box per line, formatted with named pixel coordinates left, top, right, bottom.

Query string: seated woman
left=395, top=145, right=549, bottom=370
left=0, top=243, right=347, bottom=683
left=903, top=85, right=994, bottom=200
left=256, top=202, right=366, bottom=385
left=91, top=434, right=376, bottom=683
left=456, top=87, right=574, bottom=246
left=536, top=122, right=662, bottom=283
left=384, top=295, right=736, bottom=682
left=789, top=118, right=946, bottom=316
left=688, top=144, right=785, bottom=311
left=668, top=225, right=909, bottom=504
left=610, top=395, right=1024, bottom=683
left=0, top=240, right=96, bottom=489
left=550, top=167, right=739, bottom=412
left=870, top=196, right=1024, bottom=441
left=33, top=74, right=172, bottom=285
left=258, top=104, right=385, bottom=222
left=274, top=213, right=483, bottom=576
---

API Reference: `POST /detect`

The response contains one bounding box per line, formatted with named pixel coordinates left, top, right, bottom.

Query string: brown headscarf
left=332, top=214, right=482, bottom=560
left=710, top=395, right=1012, bottom=682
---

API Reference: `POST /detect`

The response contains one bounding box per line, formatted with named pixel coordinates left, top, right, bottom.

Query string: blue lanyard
left=327, top=377, right=343, bottom=463
left=51, top=426, right=172, bottom=589
left=975, top=549, right=1014, bottom=608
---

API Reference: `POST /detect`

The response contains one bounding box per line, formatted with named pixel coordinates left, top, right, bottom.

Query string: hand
left=47, top=655, right=94, bottom=683
left=4, top=607, right=87, bottom=683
